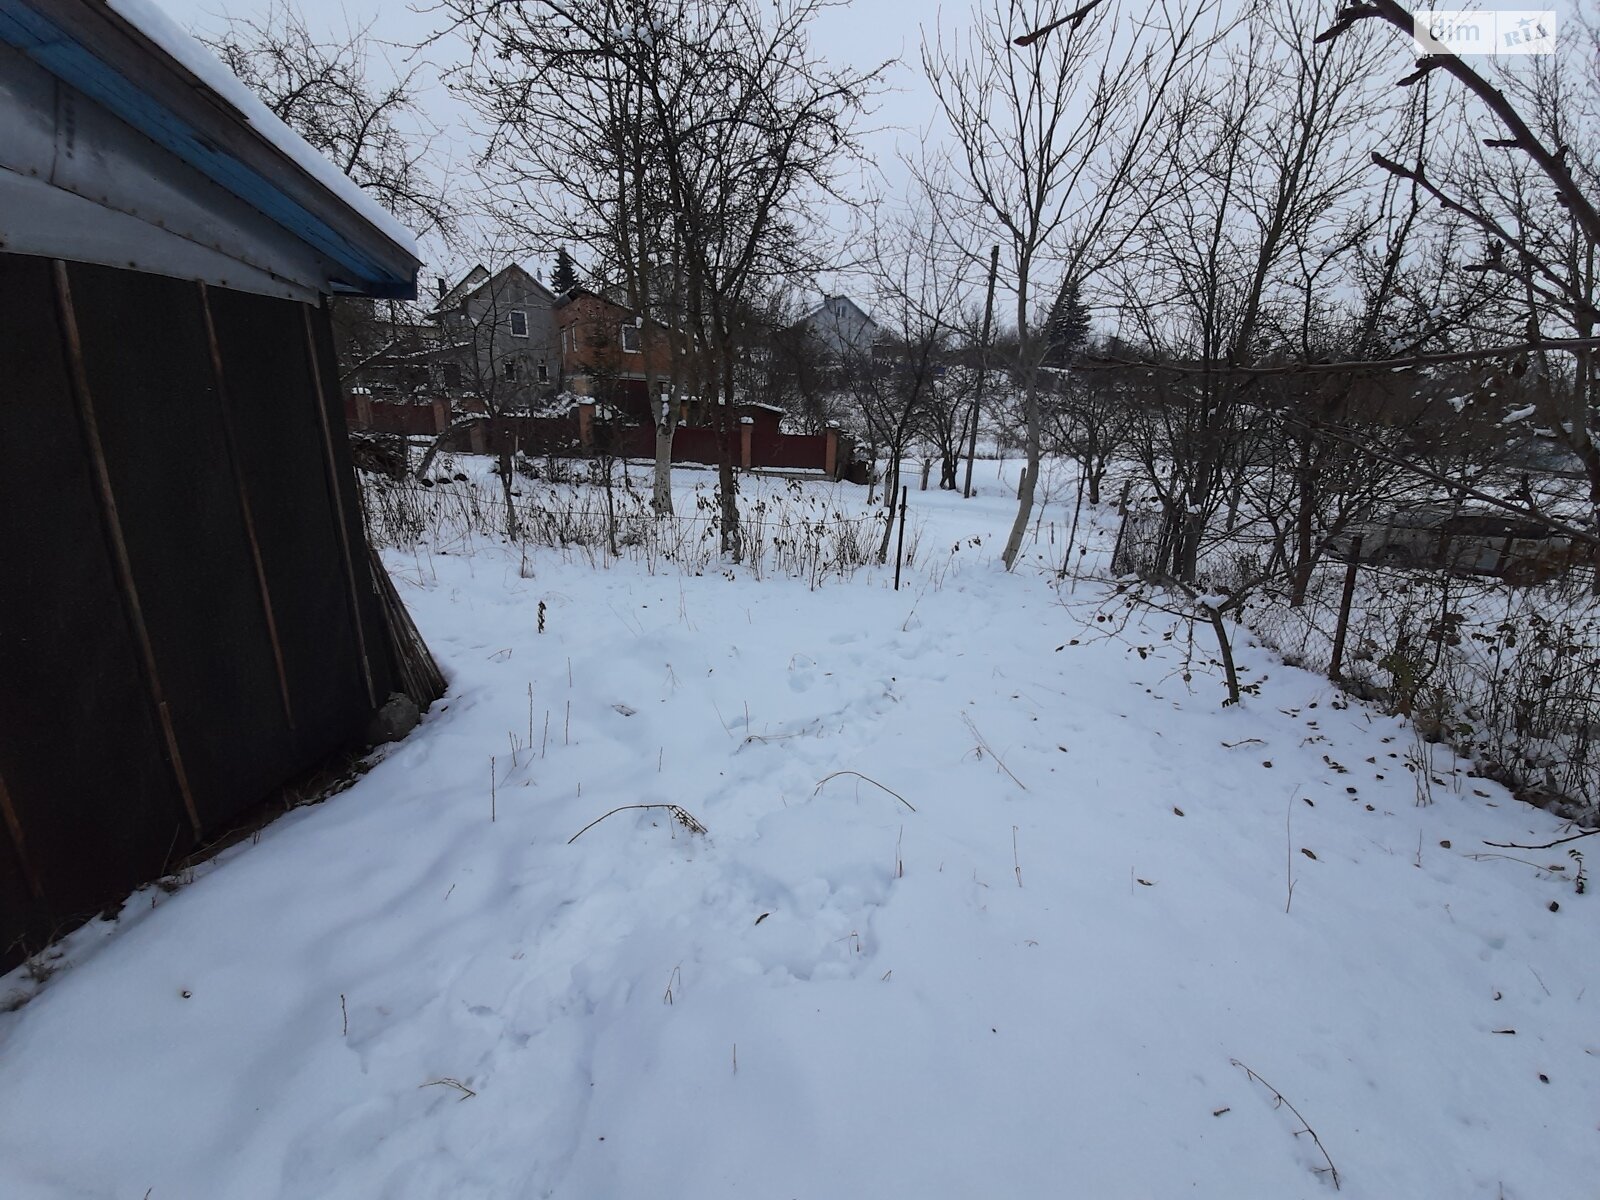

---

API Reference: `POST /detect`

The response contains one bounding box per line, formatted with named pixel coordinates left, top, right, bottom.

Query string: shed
left=0, top=0, right=441, bottom=969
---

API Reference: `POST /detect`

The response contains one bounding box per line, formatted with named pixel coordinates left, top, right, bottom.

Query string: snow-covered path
left=1, top=471, right=1594, bottom=1199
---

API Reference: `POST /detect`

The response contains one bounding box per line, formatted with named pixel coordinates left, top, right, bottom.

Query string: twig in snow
left=737, top=730, right=807, bottom=751
left=1230, top=1059, right=1340, bottom=1190
left=340, top=993, right=348, bottom=1038
left=813, top=770, right=917, bottom=813
left=490, top=756, right=497, bottom=823
left=1466, top=851, right=1569, bottom=874
left=1483, top=829, right=1599, bottom=851
left=567, top=804, right=708, bottom=844
left=663, top=964, right=682, bottom=1005
left=962, top=714, right=1028, bottom=790
left=1012, top=825, right=1023, bottom=887
left=1285, top=788, right=1298, bottom=914
left=420, top=1077, right=476, bottom=1102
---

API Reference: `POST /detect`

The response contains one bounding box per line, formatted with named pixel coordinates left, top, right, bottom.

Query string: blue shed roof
left=0, top=0, right=419, bottom=299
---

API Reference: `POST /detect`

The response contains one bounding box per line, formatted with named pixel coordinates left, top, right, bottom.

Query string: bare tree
left=1109, top=0, right=1392, bottom=583
left=1043, top=337, right=1131, bottom=506
left=443, top=0, right=879, bottom=555
left=203, top=0, right=452, bottom=236
left=440, top=0, right=687, bottom=513
left=846, top=201, right=970, bottom=544
left=924, top=0, right=1226, bottom=571
left=1317, top=0, right=1600, bottom=581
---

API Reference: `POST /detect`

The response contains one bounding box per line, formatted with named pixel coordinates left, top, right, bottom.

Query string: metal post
left=893, top=485, right=909, bottom=591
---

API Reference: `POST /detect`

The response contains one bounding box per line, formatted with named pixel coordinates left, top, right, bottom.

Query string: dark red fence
left=421, top=406, right=850, bottom=478
left=345, top=396, right=449, bottom=437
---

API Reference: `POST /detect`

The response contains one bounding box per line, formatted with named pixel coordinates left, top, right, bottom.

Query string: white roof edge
left=106, top=0, right=421, bottom=261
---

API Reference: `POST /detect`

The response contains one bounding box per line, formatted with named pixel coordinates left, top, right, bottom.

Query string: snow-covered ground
left=1, top=462, right=1595, bottom=1199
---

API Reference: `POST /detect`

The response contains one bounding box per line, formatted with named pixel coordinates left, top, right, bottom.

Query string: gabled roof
left=0, top=0, right=420, bottom=299
left=429, top=263, right=555, bottom=317
left=796, top=294, right=878, bottom=329
left=552, top=286, right=630, bottom=314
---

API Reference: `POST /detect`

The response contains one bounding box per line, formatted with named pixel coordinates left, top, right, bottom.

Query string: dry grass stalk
left=567, top=803, right=708, bottom=844
left=813, top=770, right=917, bottom=813
left=962, top=714, right=1028, bottom=790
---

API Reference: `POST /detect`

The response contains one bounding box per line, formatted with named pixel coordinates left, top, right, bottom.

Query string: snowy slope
left=0, top=464, right=1594, bottom=1199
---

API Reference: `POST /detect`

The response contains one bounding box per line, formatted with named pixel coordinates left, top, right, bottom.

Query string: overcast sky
left=145, top=0, right=1590, bottom=313
left=151, top=0, right=944, bottom=292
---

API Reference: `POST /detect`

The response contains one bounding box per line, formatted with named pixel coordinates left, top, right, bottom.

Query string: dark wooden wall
left=0, top=254, right=397, bottom=970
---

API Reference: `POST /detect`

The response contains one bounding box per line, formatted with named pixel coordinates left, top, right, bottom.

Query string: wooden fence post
left=1329, top=536, right=1363, bottom=683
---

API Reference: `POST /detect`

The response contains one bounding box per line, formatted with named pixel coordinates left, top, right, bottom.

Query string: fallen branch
left=814, top=770, right=916, bottom=813
left=1230, top=1058, right=1341, bottom=1190
left=419, top=1077, right=476, bottom=1102
left=1483, top=829, right=1599, bottom=851
left=567, top=804, right=708, bottom=844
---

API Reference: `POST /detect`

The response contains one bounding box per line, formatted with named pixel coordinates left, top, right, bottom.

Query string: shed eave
left=0, top=0, right=418, bottom=299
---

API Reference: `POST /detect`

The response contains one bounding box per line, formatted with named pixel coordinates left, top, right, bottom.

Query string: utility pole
left=963, top=245, right=1000, bottom=499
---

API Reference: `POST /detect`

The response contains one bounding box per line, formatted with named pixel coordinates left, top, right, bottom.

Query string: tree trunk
left=652, top=416, right=676, bottom=516
left=497, top=440, right=519, bottom=540
left=1206, top=603, right=1241, bottom=705
left=1001, top=381, right=1040, bottom=571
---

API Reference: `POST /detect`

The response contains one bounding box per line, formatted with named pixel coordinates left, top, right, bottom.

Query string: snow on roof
left=797, top=294, right=877, bottom=326
left=106, top=0, right=420, bottom=261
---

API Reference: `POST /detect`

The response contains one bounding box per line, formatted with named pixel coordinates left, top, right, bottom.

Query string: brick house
left=554, top=288, right=678, bottom=419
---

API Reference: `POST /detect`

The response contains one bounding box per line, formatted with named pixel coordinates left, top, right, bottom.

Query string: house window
left=442, top=362, right=462, bottom=389
left=621, top=323, right=641, bottom=353
left=509, top=309, right=529, bottom=338
left=502, top=358, right=519, bottom=381
left=537, top=358, right=549, bottom=383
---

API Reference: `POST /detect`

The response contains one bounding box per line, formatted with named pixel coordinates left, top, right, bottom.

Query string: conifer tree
left=1044, top=276, right=1090, bottom=366
left=551, top=248, right=579, bottom=294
